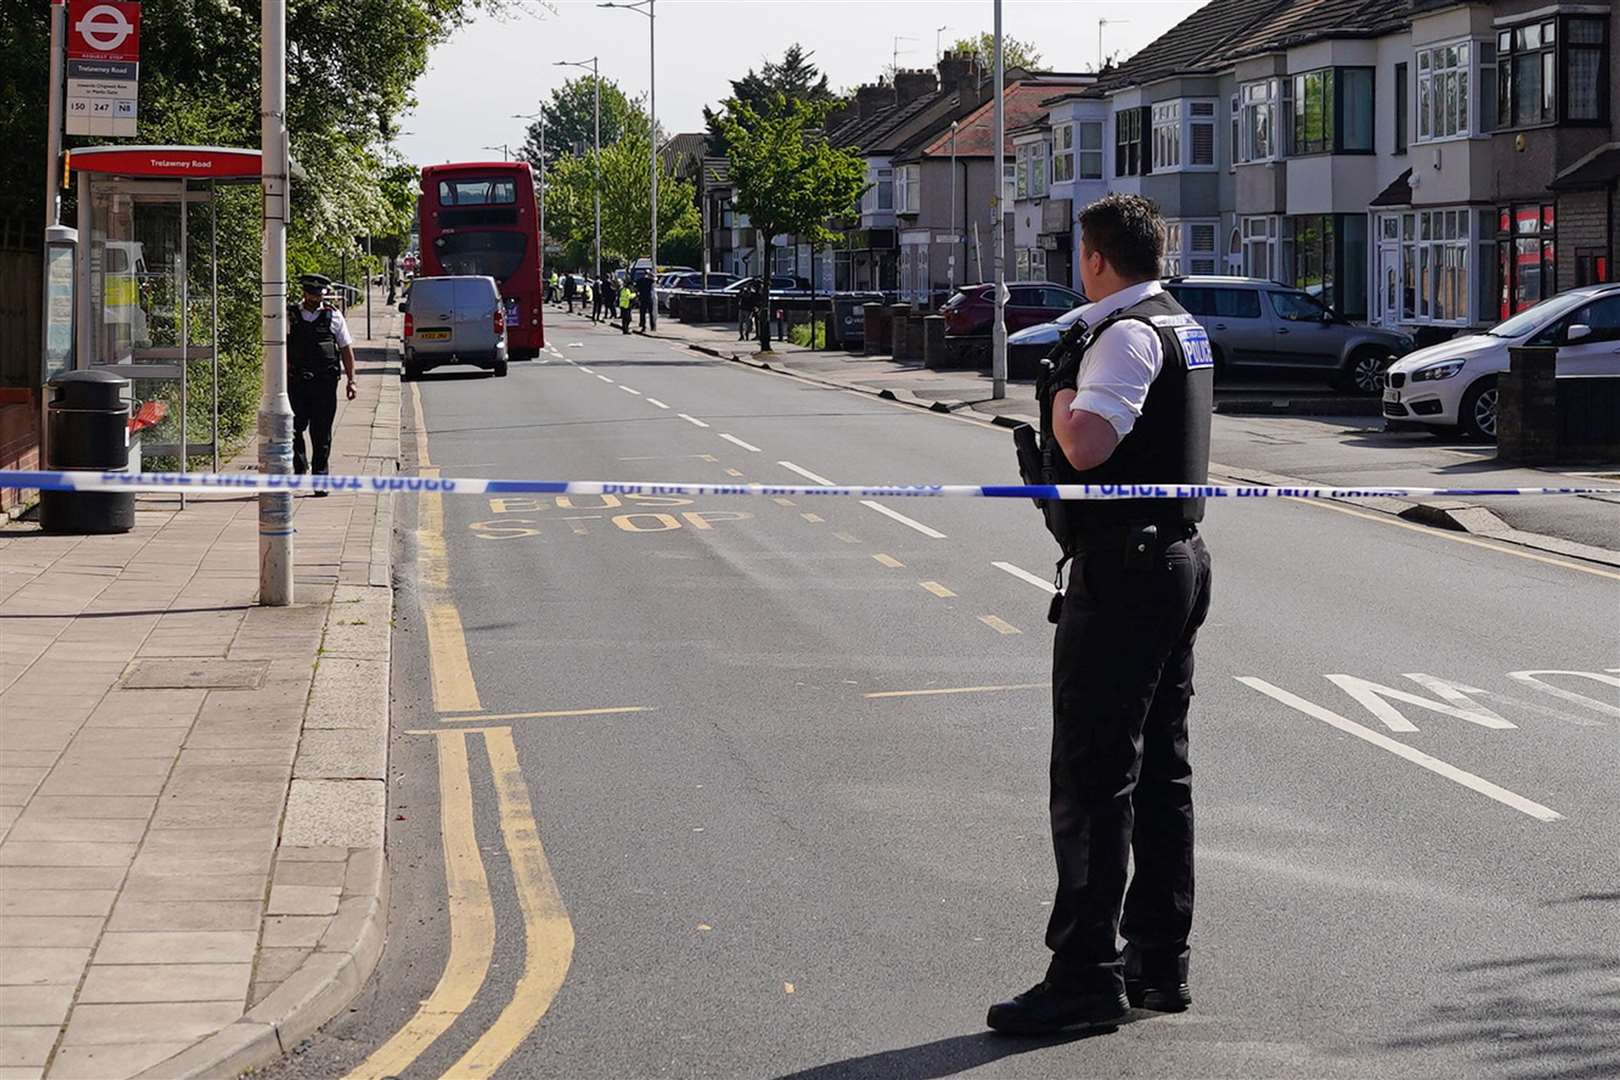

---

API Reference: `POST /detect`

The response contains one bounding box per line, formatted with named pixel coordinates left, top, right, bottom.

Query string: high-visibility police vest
left=1036, top=289, right=1213, bottom=538
left=287, top=306, right=341, bottom=376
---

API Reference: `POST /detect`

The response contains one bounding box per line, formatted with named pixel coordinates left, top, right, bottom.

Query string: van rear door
left=410, top=279, right=456, bottom=345
left=453, top=277, right=499, bottom=353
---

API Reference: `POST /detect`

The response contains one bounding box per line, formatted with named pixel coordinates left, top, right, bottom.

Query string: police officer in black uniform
left=991, top=194, right=1214, bottom=1035
left=287, top=274, right=357, bottom=496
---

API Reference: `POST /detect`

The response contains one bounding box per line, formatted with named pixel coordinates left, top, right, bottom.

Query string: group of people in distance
left=548, top=270, right=646, bottom=335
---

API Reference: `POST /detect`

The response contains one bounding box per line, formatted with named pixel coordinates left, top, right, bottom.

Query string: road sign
left=65, top=1, right=139, bottom=136
left=68, top=1, right=140, bottom=60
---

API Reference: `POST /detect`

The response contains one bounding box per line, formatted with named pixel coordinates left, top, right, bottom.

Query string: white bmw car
left=1383, top=283, right=1620, bottom=439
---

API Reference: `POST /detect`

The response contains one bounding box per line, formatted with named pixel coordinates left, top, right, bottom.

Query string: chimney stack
left=894, top=68, right=938, bottom=105
left=855, top=82, right=891, bottom=119
left=937, top=50, right=979, bottom=91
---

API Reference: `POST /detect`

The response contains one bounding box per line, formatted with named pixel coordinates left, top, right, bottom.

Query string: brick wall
left=1556, top=189, right=1609, bottom=286
left=0, top=398, right=40, bottom=514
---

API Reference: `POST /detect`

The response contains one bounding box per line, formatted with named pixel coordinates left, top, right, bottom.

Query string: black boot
left=1123, top=946, right=1191, bottom=1012
left=986, top=980, right=1127, bottom=1036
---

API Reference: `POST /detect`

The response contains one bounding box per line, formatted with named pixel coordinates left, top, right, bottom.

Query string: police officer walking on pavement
left=287, top=274, right=357, bottom=496
left=990, top=194, right=1214, bottom=1035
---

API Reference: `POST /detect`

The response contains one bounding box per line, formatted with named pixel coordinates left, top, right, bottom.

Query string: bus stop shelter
left=69, top=145, right=265, bottom=475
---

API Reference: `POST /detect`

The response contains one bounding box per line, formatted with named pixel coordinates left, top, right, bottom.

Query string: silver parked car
left=400, top=275, right=508, bottom=380
left=1164, top=276, right=1414, bottom=393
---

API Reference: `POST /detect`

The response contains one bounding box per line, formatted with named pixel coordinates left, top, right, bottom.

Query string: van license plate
left=417, top=329, right=450, bottom=341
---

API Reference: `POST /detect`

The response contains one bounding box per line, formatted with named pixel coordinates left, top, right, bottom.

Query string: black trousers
left=639, top=300, right=649, bottom=330
left=291, top=372, right=340, bottom=475
left=620, top=307, right=631, bottom=334
left=1046, top=531, right=1212, bottom=992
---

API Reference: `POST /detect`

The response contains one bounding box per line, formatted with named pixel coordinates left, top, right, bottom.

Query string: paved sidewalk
left=0, top=299, right=401, bottom=1079
left=555, top=307, right=1620, bottom=560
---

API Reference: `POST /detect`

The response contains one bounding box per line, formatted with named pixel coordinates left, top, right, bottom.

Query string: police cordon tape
left=2, top=469, right=1615, bottom=502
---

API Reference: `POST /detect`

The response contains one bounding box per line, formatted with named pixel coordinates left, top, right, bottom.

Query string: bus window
left=438, top=179, right=517, bottom=206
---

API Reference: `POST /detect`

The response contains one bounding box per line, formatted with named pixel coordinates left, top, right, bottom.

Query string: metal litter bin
left=39, top=369, right=134, bottom=534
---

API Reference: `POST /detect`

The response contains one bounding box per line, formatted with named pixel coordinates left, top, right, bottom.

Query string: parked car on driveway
left=1383, top=282, right=1620, bottom=440
left=1006, top=303, right=1094, bottom=379
left=1163, top=276, right=1413, bottom=393
left=940, top=281, right=1085, bottom=338
left=400, top=275, right=508, bottom=380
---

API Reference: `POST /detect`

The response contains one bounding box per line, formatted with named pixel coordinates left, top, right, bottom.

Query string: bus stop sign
left=69, top=1, right=140, bottom=60
left=66, top=1, right=140, bottom=137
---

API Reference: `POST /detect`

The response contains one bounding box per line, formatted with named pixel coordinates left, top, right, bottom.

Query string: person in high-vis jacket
left=618, top=280, right=635, bottom=335
left=287, top=274, right=357, bottom=495
left=989, top=194, right=1214, bottom=1036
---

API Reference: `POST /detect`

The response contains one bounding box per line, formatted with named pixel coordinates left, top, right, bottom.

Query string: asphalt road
left=268, top=309, right=1620, bottom=1080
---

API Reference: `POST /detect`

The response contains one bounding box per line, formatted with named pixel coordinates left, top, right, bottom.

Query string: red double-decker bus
left=417, top=162, right=545, bottom=358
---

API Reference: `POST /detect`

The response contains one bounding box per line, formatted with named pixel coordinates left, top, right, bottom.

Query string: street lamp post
left=949, top=120, right=958, bottom=291
left=600, top=0, right=658, bottom=329
left=991, top=0, right=1007, bottom=400
left=480, top=143, right=511, bottom=161
left=555, top=58, right=601, bottom=279
left=259, top=0, right=294, bottom=603
left=512, top=112, right=547, bottom=254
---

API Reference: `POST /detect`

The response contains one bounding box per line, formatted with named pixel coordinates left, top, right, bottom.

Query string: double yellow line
left=344, top=728, right=574, bottom=1080
left=344, top=386, right=574, bottom=1080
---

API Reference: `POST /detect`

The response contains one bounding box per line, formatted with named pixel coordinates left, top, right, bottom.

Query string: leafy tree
left=542, top=112, right=699, bottom=271
left=717, top=94, right=866, bottom=351
left=518, top=76, right=641, bottom=171
left=704, top=45, right=836, bottom=154
left=949, top=32, right=1043, bottom=75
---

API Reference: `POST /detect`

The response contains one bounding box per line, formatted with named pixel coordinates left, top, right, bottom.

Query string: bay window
left=1497, top=16, right=1609, bottom=127
left=1077, top=121, right=1104, bottom=179
left=1288, top=67, right=1374, bottom=154
left=1114, top=107, right=1150, bottom=177
left=1285, top=214, right=1368, bottom=319
left=1416, top=40, right=1496, bottom=141
left=1153, top=101, right=1181, bottom=169
left=1052, top=124, right=1075, bottom=183
left=895, top=164, right=920, bottom=214
left=1377, top=209, right=1493, bottom=327
left=1497, top=204, right=1557, bottom=317
left=875, top=168, right=893, bottom=212
left=1239, top=79, right=1280, bottom=162
left=1162, top=222, right=1183, bottom=276
left=1189, top=100, right=1217, bottom=166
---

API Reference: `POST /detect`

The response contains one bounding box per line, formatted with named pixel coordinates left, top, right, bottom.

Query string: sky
left=397, top=0, right=1207, bottom=165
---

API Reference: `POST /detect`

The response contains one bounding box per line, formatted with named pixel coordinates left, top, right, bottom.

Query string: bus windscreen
left=432, top=231, right=528, bottom=282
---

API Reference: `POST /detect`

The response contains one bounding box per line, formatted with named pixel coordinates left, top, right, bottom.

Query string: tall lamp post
left=991, top=0, right=1007, bottom=399
left=259, top=0, right=294, bottom=603
left=555, top=58, right=602, bottom=279
left=480, top=143, right=511, bottom=161
left=511, top=112, right=547, bottom=256
left=599, top=0, right=658, bottom=329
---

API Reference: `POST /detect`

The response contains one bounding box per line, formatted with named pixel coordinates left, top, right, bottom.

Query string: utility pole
left=557, top=59, right=602, bottom=278
left=948, top=120, right=958, bottom=291
left=44, top=1, right=65, bottom=230
left=480, top=143, right=511, bottom=161
left=602, top=0, right=659, bottom=327
left=511, top=112, right=546, bottom=251
left=991, top=0, right=1006, bottom=399
left=259, top=0, right=294, bottom=604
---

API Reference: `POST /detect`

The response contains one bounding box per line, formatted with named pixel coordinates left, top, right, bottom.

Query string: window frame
left=1496, top=202, right=1558, bottom=318
left=875, top=167, right=894, bottom=212
left=1287, top=66, right=1375, bottom=156
left=1152, top=100, right=1182, bottom=171
left=1394, top=61, right=1408, bottom=154
left=1238, top=78, right=1281, bottom=163
left=1076, top=120, right=1104, bottom=180
left=1052, top=123, right=1075, bottom=183
left=1415, top=39, right=1490, bottom=143
left=1114, top=106, right=1151, bottom=177
left=1496, top=15, right=1609, bottom=129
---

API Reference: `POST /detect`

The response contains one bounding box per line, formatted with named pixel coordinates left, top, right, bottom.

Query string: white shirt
left=1069, top=279, right=1165, bottom=439
left=298, top=303, right=354, bottom=350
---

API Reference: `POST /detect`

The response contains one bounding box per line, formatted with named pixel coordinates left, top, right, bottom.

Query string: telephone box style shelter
left=71, top=145, right=265, bottom=480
